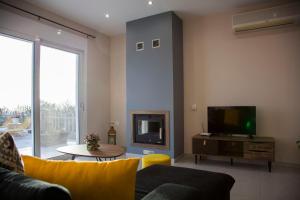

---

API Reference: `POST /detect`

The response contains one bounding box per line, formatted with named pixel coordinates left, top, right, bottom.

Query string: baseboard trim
left=174, top=154, right=184, bottom=163
left=125, top=152, right=143, bottom=158
left=273, top=161, right=300, bottom=169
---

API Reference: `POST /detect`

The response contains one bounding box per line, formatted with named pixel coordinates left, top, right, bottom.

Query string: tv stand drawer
left=192, top=139, right=218, bottom=155
left=244, top=142, right=274, bottom=152
left=219, top=141, right=243, bottom=157
left=244, top=150, right=273, bottom=160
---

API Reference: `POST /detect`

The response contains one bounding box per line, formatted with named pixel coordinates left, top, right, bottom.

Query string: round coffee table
left=56, top=144, right=125, bottom=161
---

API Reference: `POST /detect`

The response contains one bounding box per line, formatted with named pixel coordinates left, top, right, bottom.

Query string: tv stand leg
left=195, top=155, right=198, bottom=164
left=230, top=158, right=233, bottom=166
left=268, top=161, right=272, bottom=172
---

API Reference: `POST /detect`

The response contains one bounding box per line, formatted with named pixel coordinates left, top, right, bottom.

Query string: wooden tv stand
left=192, top=134, right=275, bottom=172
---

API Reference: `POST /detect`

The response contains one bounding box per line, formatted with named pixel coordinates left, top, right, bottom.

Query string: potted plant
left=84, top=133, right=100, bottom=151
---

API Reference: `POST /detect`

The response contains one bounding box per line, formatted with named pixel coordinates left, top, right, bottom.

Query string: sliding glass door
left=0, top=34, right=34, bottom=155
left=40, top=45, right=79, bottom=158
left=0, top=33, right=81, bottom=158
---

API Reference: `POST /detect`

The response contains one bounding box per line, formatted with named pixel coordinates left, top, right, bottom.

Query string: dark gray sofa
left=0, top=165, right=235, bottom=200
left=0, top=167, right=71, bottom=200
left=136, top=165, right=235, bottom=200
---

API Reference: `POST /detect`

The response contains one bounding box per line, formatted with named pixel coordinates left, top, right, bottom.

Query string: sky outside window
left=40, top=45, right=77, bottom=106
left=0, top=35, right=77, bottom=109
left=0, top=35, right=32, bottom=110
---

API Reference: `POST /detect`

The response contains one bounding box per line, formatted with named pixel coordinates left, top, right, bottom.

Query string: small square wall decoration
left=136, top=42, right=144, bottom=51
left=152, top=39, right=160, bottom=48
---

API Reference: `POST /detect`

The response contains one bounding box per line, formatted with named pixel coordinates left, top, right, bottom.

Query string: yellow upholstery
left=142, top=154, right=171, bottom=169
left=22, top=155, right=139, bottom=200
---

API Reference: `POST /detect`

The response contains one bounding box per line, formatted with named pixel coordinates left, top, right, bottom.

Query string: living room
left=0, top=0, right=299, bottom=200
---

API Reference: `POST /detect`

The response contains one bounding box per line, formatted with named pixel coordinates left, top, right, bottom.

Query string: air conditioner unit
left=232, top=3, right=300, bottom=33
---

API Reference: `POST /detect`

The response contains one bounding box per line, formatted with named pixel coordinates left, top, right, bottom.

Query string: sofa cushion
left=0, top=132, right=24, bottom=173
left=136, top=165, right=235, bottom=200
left=142, top=183, right=202, bottom=200
left=22, top=155, right=140, bottom=200
left=0, top=167, right=71, bottom=200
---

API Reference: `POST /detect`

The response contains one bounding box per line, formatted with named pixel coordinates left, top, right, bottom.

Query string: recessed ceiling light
left=105, top=13, right=110, bottom=18
left=148, top=1, right=153, bottom=5
left=57, top=29, right=62, bottom=35
left=35, top=36, right=40, bottom=41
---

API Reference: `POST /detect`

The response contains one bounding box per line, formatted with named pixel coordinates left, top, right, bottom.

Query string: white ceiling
left=25, top=0, right=272, bottom=36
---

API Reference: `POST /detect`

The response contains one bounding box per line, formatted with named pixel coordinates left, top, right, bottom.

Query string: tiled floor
left=75, top=154, right=300, bottom=200
left=173, top=156, right=300, bottom=200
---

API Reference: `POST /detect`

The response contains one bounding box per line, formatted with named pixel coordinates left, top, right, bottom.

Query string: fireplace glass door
left=133, top=114, right=165, bottom=145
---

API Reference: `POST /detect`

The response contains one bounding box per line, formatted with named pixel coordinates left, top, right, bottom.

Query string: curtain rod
left=0, top=1, right=96, bottom=39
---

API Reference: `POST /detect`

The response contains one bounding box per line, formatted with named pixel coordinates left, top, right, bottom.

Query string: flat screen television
left=208, top=106, right=256, bottom=136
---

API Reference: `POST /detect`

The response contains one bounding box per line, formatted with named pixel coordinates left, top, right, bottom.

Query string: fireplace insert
left=132, top=114, right=166, bottom=145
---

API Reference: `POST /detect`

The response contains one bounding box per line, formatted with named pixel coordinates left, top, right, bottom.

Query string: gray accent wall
left=172, top=14, right=184, bottom=158
left=126, top=12, right=183, bottom=158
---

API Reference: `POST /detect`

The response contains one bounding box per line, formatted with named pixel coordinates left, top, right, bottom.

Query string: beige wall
left=183, top=13, right=300, bottom=164
left=86, top=34, right=111, bottom=142
left=109, top=12, right=300, bottom=164
left=110, top=35, right=126, bottom=146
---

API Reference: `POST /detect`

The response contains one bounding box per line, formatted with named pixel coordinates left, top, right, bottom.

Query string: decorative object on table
left=107, top=122, right=117, bottom=145
left=297, top=140, right=300, bottom=148
left=84, top=133, right=100, bottom=151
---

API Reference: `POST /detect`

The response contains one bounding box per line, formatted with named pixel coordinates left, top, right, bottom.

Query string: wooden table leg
left=268, top=161, right=272, bottom=172
left=96, top=157, right=103, bottom=162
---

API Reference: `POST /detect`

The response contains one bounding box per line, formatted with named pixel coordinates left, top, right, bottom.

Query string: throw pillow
left=0, top=132, right=24, bottom=173
left=22, top=155, right=140, bottom=200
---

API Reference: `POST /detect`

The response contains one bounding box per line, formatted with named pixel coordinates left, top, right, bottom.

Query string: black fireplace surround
left=133, top=114, right=166, bottom=145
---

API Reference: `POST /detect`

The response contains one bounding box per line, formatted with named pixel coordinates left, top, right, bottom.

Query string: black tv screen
left=208, top=106, right=256, bottom=135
